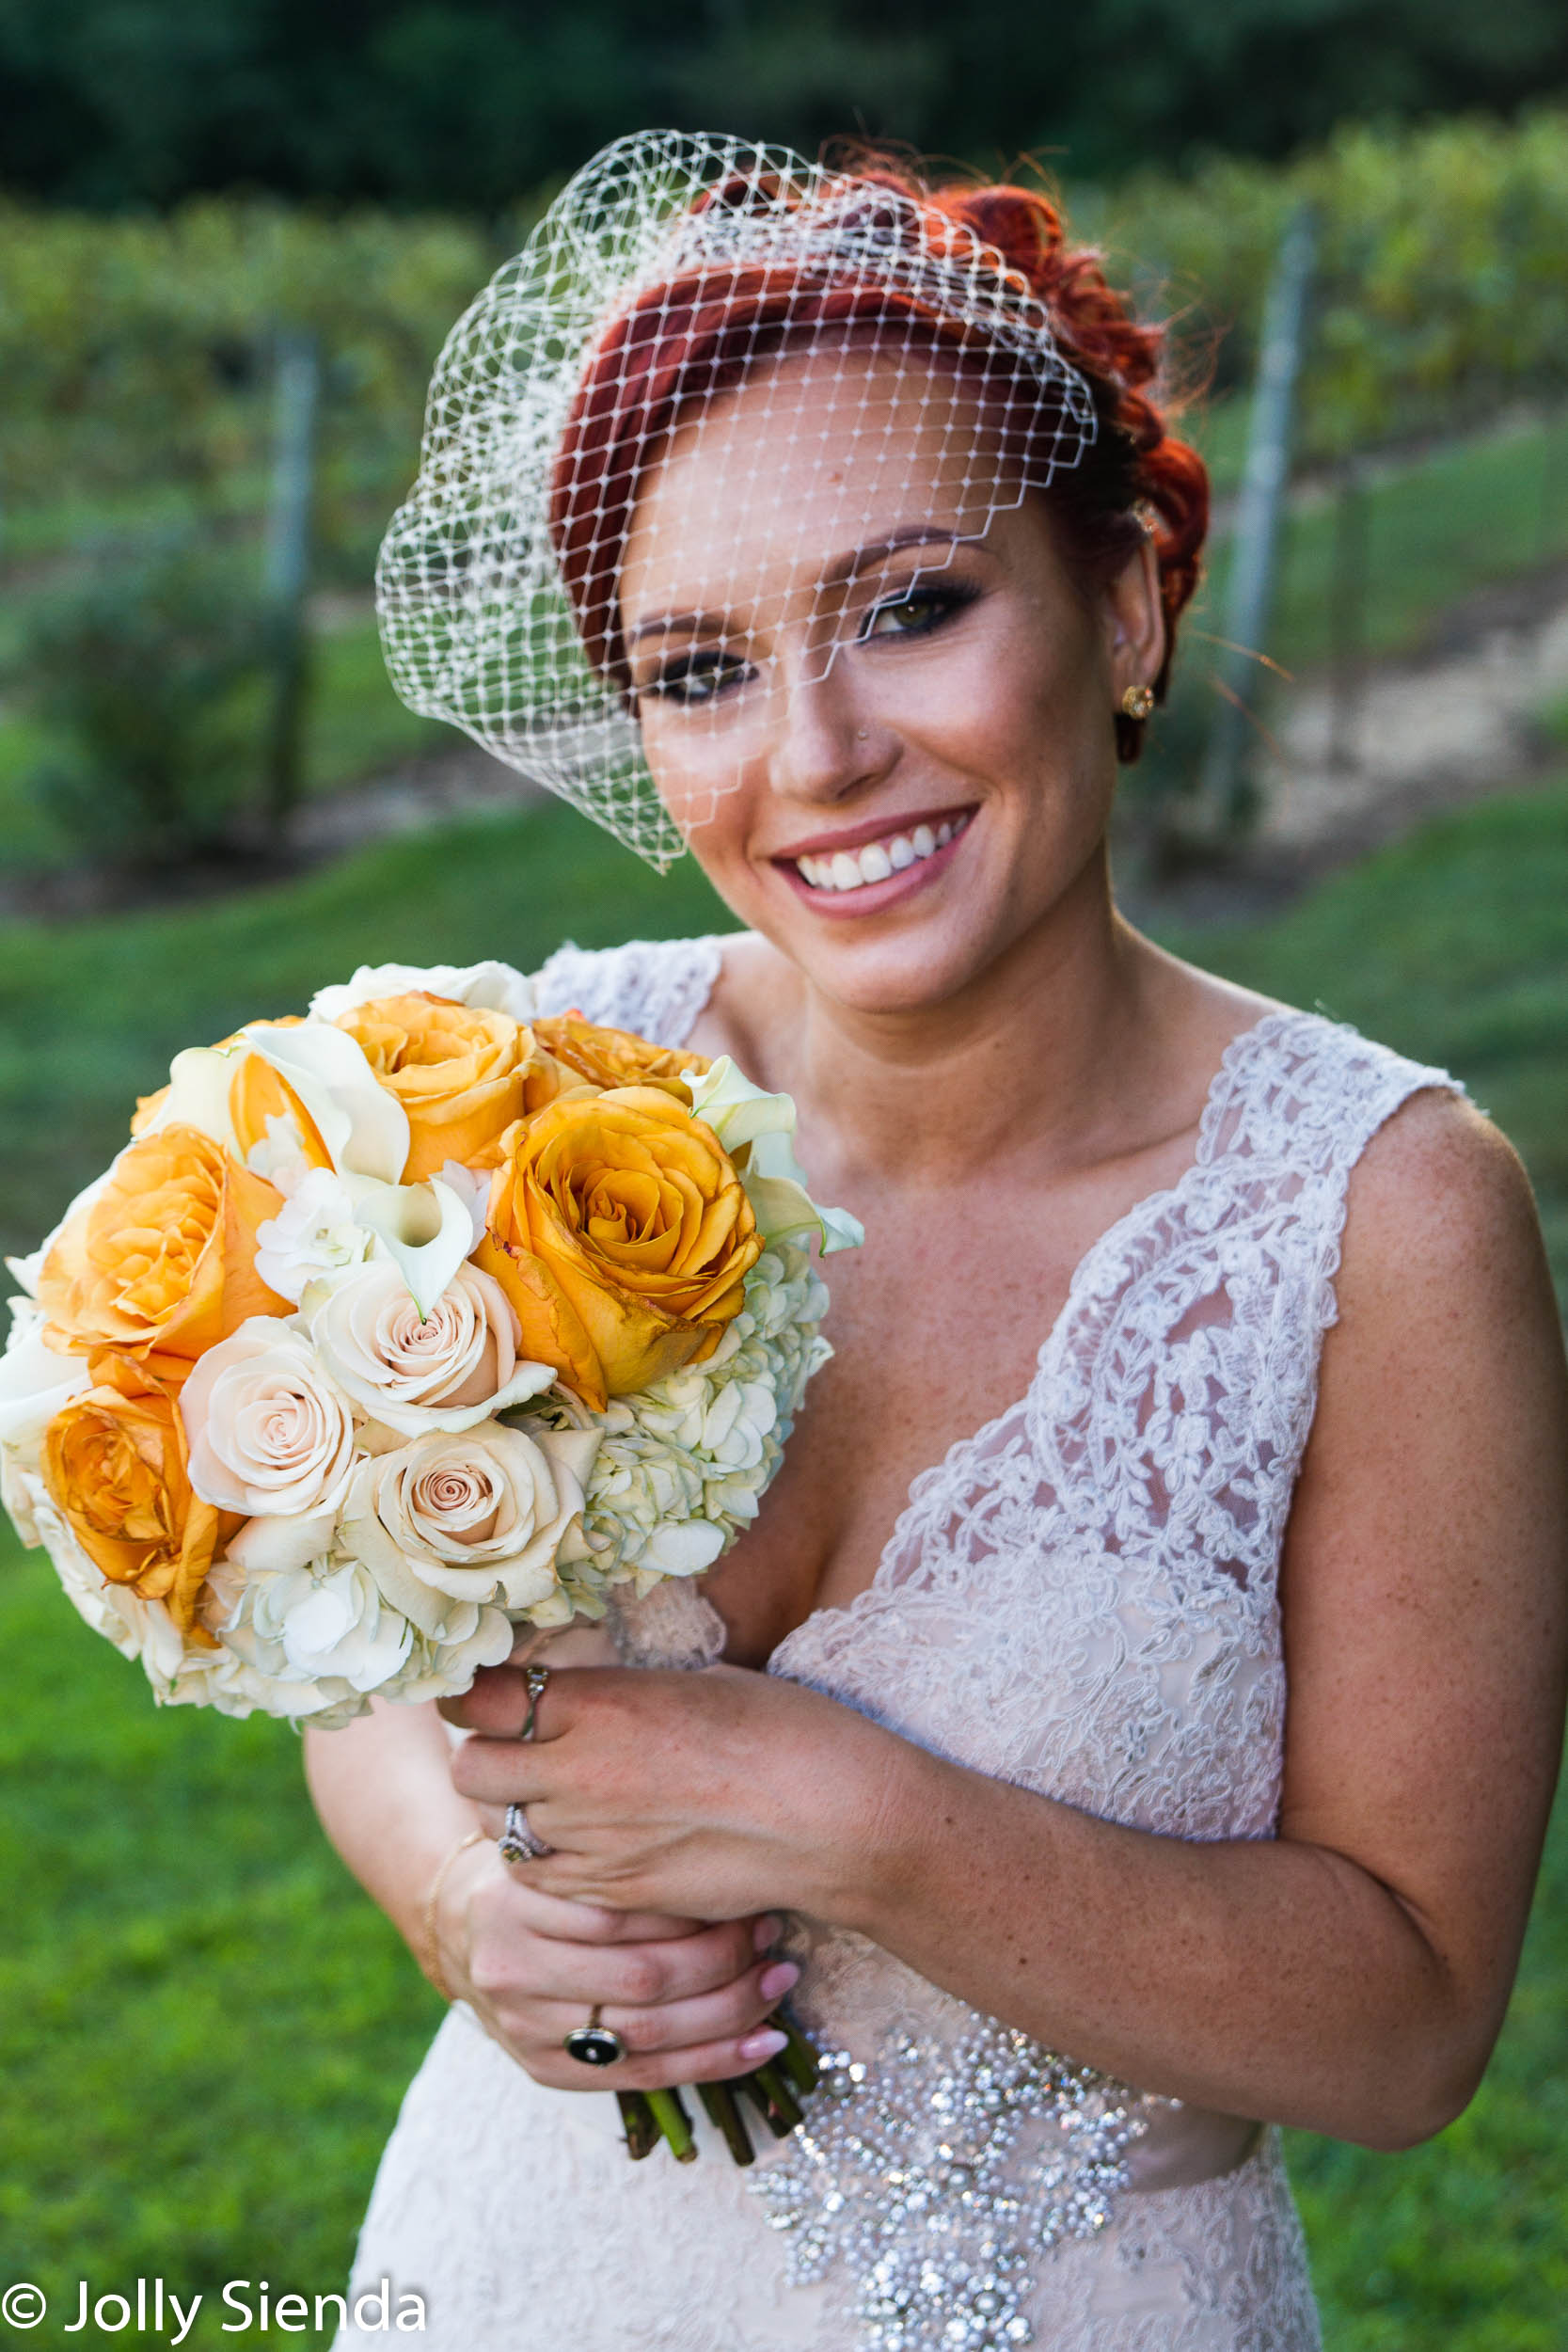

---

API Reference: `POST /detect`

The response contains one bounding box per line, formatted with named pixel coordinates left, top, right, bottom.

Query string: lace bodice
left=341, top=937, right=1457, bottom=2352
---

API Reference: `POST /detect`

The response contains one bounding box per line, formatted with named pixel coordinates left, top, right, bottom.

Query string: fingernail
left=752, top=1915, right=782, bottom=1954
left=758, top=1961, right=800, bottom=2001
left=737, top=2027, right=788, bottom=2065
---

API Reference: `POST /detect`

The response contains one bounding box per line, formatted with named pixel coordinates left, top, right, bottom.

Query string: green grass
left=3, top=776, right=1567, bottom=2342
left=301, top=615, right=448, bottom=798
left=1268, top=412, right=1568, bottom=674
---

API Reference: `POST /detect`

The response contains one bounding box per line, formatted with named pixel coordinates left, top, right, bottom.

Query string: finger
left=438, top=1665, right=546, bottom=1739
left=486, top=1871, right=712, bottom=1947
left=440, top=1662, right=594, bottom=1740
left=503, top=1916, right=770, bottom=2009
left=537, top=1956, right=800, bottom=2060
left=537, top=2020, right=795, bottom=2096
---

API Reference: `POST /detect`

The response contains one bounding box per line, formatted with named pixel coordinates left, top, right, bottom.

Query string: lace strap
left=1214, top=1012, right=1467, bottom=1460
left=1203, top=1009, right=1464, bottom=1185
left=530, top=935, right=725, bottom=1050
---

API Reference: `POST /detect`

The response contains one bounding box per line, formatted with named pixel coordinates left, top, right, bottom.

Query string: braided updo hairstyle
left=551, top=158, right=1210, bottom=764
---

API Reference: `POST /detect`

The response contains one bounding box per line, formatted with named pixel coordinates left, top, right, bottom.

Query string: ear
left=1102, top=534, right=1165, bottom=701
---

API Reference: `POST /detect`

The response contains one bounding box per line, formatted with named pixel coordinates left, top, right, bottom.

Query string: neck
left=762, top=845, right=1164, bottom=1188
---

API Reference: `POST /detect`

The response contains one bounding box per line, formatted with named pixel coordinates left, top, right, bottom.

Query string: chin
left=774, top=906, right=1006, bottom=1017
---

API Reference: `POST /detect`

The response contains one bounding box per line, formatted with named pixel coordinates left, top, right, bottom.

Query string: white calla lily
left=242, top=1020, right=410, bottom=1184
left=135, top=1042, right=245, bottom=1152
left=336, top=1174, right=477, bottom=1321
left=684, top=1057, right=863, bottom=1256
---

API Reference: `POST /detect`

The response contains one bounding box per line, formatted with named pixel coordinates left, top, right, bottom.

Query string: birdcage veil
left=375, top=129, right=1100, bottom=871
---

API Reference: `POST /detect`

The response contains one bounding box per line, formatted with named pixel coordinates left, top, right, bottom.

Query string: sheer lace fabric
left=338, top=934, right=1459, bottom=2351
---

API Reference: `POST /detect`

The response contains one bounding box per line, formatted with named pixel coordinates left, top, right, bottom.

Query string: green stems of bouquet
left=617, top=2015, right=819, bottom=2167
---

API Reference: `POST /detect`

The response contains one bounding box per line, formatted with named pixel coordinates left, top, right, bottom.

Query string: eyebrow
left=624, top=527, right=974, bottom=648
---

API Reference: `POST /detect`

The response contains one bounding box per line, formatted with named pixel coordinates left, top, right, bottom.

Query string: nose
left=766, top=644, right=894, bottom=807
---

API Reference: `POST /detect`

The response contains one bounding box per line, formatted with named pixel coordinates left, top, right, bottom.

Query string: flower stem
left=698, top=2080, right=756, bottom=2166
left=645, top=2086, right=698, bottom=2162
left=616, top=2090, right=659, bottom=2160
left=775, top=2016, right=821, bottom=2097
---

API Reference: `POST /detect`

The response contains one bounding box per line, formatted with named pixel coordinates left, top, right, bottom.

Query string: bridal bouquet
left=0, top=957, right=857, bottom=2163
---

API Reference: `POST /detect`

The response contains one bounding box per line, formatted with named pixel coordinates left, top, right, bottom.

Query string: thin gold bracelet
left=418, top=1825, right=488, bottom=2003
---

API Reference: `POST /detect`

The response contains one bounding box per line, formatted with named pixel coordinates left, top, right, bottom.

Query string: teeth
left=796, top=815, right=968, bottom=893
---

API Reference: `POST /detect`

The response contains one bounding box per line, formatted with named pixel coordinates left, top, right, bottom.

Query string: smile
left=793, top=813, right=972, bottom=894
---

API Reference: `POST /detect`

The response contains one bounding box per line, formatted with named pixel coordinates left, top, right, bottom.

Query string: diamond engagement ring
left=497, top=1662, right=554, bottom=1863
left=564, top=2005, right=627, bottom=2067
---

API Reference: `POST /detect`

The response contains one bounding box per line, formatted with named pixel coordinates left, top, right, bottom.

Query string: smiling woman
left=309, top=131, right=1568, bottom=2352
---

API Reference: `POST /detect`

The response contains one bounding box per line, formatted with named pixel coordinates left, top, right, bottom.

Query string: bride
left=309, top=135, right=1568, bottom=2348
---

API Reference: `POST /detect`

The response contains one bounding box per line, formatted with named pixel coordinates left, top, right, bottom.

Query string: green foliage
left=0, top=198, right=499, bottom=576
left=2, top=777, right=1568, bottom=2338
left=4, top=535, right=272, bottom=866
left=1100, top=110, right=1568, bottom=453
left=1, top=0, right=1566, bottom=208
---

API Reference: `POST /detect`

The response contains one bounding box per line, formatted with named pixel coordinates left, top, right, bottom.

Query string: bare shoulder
left=1337, top=1082, right=1551, bottom=1322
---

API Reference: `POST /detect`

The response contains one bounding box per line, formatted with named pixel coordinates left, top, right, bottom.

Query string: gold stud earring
left=1120, top=683, right=1155, bottom=722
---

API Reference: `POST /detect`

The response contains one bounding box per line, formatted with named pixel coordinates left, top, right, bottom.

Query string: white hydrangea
left=515, top=1242, right=832, bottom=1602
left=200, top=1549, right=514, bottom=1728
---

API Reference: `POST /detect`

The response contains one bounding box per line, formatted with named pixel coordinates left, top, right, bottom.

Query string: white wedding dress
left=337, top=933, right=1460, bottom=2352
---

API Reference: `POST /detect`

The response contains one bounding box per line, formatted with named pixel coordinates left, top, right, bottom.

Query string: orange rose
left=532, top=1012, right=709, bottom=1105
left=473, top=1088, right=761, bottom=1410
left=42, top=1353, right=240, bottom=1636
left=335, top=993, right=560, bottom=1181
left=38, top=1123, right=290, bottom=1383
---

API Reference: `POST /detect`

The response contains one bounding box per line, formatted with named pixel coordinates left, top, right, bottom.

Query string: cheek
left=641, top=711, right=765, bottom=871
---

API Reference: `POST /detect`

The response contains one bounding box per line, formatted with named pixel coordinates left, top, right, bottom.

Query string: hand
left=432, top=1834, right=801, bottom=2092
left=439, top=1659, right=898, bottom=1926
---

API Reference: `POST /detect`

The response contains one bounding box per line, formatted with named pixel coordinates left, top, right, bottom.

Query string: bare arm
left=450, top=1093, right=1568, bottom=2147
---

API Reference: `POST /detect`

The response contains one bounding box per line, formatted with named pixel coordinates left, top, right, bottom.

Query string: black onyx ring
left=563, top=2006, right=626, bottom=2068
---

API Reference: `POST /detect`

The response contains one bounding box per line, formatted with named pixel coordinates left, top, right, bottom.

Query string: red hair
left=548, top=163, right=1210, bottom=762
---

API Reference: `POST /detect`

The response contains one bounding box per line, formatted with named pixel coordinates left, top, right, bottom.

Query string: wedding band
left=499, top=1801, right=552, bottom=1865
left=563, top=2005, right=626, bottom=2068
left=497, top=1662, right=556, bottom=1861
left=518, top=1661, right=550, bottom=1740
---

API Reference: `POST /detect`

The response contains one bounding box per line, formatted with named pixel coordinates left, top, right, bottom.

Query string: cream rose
left=180, top=1319, right=356, bottom=1527
left=305, top=1261, right=553, bottom=1437
left=342, top=1422, right=599, bottom=1619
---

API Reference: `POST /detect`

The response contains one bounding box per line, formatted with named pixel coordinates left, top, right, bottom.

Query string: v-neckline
left=747, top=1005, right=1293, bottom=1673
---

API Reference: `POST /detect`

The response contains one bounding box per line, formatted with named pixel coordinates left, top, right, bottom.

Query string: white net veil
left=376, top=129, right=1100, bottom=871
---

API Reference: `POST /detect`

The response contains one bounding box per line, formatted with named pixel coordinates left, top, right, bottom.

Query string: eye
left=860, top=582, right=977, bottom=642
left=641, top=648, right=752, bottom=706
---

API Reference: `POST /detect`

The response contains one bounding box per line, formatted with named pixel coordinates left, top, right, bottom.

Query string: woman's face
left=619, top=341, right=1164, bottom=1017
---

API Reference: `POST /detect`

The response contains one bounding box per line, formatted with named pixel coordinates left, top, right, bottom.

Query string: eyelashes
left=859, top=580, right=980, bottom=642
left=635, top=579, right=982, bottom=708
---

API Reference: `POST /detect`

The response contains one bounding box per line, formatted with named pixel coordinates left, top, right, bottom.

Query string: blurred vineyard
left=1, top=106, right=1567, bottom=880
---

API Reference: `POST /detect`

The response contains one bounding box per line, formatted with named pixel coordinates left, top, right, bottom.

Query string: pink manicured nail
left=758, top=1961, right=800, bottom=2001
left=737, top=2027, right=787, bottom=2065
left=752, top=1915, right=782, bottom=1954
